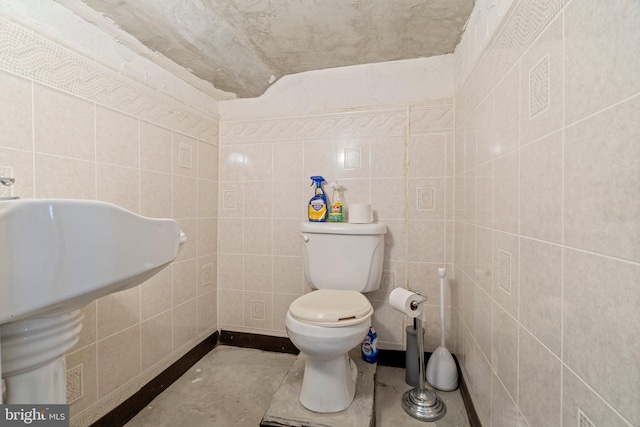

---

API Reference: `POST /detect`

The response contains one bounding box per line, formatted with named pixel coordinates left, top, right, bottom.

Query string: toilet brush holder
left=401, top=306, right=446, bottom=422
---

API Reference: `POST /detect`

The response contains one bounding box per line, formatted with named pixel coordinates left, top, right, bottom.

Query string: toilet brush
left=426, top=268, right=458, bottom=391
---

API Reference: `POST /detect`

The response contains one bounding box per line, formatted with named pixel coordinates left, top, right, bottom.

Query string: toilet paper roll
left=389, top=288, right=424, bottom=318
left=349, top=203, right=373, bottom=223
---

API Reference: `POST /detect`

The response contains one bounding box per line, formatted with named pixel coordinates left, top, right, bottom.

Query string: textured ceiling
left=68, top=0, right=474, bottom=98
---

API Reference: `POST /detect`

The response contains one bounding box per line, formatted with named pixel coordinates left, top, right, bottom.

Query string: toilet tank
left=299, top=222, right=386, bottom=293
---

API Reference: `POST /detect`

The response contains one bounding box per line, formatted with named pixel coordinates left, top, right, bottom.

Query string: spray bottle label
left=361, top=326, right=378, bottom=363
left=308, top=197, right=327, bottom=221
left=328, top=202, right=343, bottom=222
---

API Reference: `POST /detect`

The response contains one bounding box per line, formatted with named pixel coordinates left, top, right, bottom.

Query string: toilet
left=285, top=221, right=386, bottom=413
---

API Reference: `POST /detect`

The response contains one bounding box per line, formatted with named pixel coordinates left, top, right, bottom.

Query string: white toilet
left=285, top=221, right=386, bottom=413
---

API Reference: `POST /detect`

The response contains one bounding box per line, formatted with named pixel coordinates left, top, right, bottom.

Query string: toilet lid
left=289, top=290, right=373, bottom=326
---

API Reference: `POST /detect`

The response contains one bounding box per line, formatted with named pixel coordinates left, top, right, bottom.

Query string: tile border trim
left=0, top=16, right=219, bottom=144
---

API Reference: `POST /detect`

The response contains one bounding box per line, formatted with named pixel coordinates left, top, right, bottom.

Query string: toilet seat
left=289, top=289, right=373, bottom=327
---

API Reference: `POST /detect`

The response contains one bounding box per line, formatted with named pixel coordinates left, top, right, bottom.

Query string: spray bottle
left=329, top=182, right=344, bottom=222
left=308, top=176, right=328, bottom=222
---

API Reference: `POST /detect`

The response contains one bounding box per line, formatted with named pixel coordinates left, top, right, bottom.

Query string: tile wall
left=453, top=0, right=639, bottom=426
left=218, top=101, right=455, bottom=351
left=0, top=17, right=219, bottom=426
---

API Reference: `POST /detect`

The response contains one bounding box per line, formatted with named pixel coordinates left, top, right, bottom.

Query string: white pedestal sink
left=0, top=199, right=184, bottom=404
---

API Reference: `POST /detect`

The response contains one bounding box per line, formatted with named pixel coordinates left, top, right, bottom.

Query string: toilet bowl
left=285, top=289, right=373, bottom=413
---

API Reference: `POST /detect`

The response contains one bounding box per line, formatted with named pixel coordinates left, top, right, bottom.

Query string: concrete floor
left=126, top=345, right=470, bottom=427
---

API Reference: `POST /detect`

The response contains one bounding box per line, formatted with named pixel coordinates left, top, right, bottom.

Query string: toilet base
left=299, top=353, right=358, bottom=413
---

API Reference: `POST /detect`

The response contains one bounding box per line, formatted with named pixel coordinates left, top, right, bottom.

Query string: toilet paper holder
left=406, top=289, right=428, bottom=311
left=400, top=290, right=446, bottom=422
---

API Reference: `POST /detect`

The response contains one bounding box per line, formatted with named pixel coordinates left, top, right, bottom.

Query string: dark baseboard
left=219, top=330, right=299, bottom=355
left=91, top=331, right=219, bottom=427
left=455, top=355, right=482, bottom=427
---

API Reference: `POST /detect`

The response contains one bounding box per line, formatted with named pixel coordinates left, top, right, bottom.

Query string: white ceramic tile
left=96, top=287, right=140, bottom=339
left=272, top=179, right=305, bottom=219
left=243, top=143, right=272, bottom=181
left=273, top=256, right=304, bottom=295
left=371, top=137, right=405, bottom=178
left=520, top=237, right=562, bottom=356
left=491, top=373, right=519, bottom=427
left=244, top=181, right=273, bottom=218
left=198, top=179, right=217, bottom=218
left=244, top=254, right=273, bottom=292
left=0, top=71, right=32, bottom=151
left=493, top=150, right=519, bottom=233
left=140, top=121, right=172, bottom=173
left=493, top=63, right=520, bottom=156
left=34, top=84, right=94, bottom=161
left=518, top=327, right=562, bottom=427
left=141, top=311, right=172, bottom=371
left=97, top=326, right=140, bottom=398
left=172, top=259, right=197, bottom=306
left=474, top=287, right=492, bottom=360
left=218, top=253, right=243, bottom=291
left=197, top=217, right=217, bottom=256
left=197, top=141, right=218, bottom=181
left=463, top=222, right=476, bottom=279
left=219, top=181, right=243, bottom=218
left=562, top=366, right=631, bottom=427
left=96, top=164, right=140, bottom=213
left=475, top=161, right=493, bottom=227
left=95, top=106, right=139, bottom=168
left=492, top=231, right=519, bottom=320
left=35, top=154, right=96, bottom=200
left=520, top=16, right=563, bottom=145
left=470, top=341, right=492, bottom=424
left=140, top=170, right=172, bottom=218
left=563, top=248, right=640, bottom=424
left=273, top=142, right=303, bottom=180
left=520, top=131, right=562, bottom=243
left=66, top=344, right=97, bottom=413
left=408, top=178, right=445, bottom=221
left=407, top=220, right=445, bottom=263
left=219, top=145, right=244, bottom=181
left=492, top=302, right=518, bottom=401
left=564, top=96, right=640, bottom=262
left=218, top=289, right=244, bottom=327
left=243, top=291, right=273, bottom=330
left=463, top=112, right=477, bottom=173
left=474, top=226, right=492, bottom=295
left=243, top=218, right=273, bottom=255
left=564, top=0, right=640, bottom=124
left=173, top=299, right=197, bottom=350
left=172, top=175, right=198, bottom=219
left=218, top=218, right=243, bottom=254
left=141, top=267, right=172, bottom=321
left=273, top=219, right=303, bottom=257
left=475, top=91, right=494, bottom=165
left=173, top=133, right=198, bottom=178
left=197, top=254, right=216, bottom=294
left=196, top=290, right=217, bottom=334
left=370, top=177, right=405, bottom=220
left=303, top=139, right=335, bottom=179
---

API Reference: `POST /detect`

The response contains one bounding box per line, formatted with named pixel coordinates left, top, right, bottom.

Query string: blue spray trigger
left=310, top=175, right=325, bottom=187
